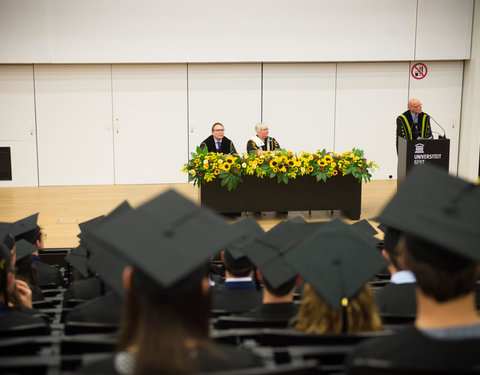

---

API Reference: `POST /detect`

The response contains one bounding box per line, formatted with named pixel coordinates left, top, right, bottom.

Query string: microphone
left=430, top=116, right=447, bottom=139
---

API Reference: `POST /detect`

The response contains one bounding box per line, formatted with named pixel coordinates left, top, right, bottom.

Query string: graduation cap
left=375, top=164, right=480, bottom=264
left=15, top=239, right=38, bottom=262
left=86, top=190, right=242, bottom=298
left=11, top=213, right=39, bottom=238
left=350, top=219, right=382, bottom=249
left=223, top=217, right=264, bottom=270
left=78, top=215, right=106, bottom=236
left=65, top=245, right=90, bottom=278
left=242, top=220, right=323, bottom=289
left=285, top=218, right=388, bottom=310
left=0, top=223, right=15, bottom=251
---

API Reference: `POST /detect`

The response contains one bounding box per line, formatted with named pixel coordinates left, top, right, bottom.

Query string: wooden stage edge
left=0, top=180, right=397, bottom=248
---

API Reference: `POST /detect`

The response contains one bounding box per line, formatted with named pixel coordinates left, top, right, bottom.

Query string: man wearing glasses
left=200, top=122, right=237, bottom=155
left=396, top=98, right=432, bottom=151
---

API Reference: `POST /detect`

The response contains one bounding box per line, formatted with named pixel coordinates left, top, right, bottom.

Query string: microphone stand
left=430, top=116, right=447, bottom=139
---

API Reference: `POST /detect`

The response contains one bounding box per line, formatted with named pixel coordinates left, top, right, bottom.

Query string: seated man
left=346, top=165, right=480, bottom=373
left=375, top=226, right=417, bottom=316
left=200, top=122, right=237, bottom=154
left=211, top=249, right=262, bottom=313
left=246, top=122, right=280, bottom=155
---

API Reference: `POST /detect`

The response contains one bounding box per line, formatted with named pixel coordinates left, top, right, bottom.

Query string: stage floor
left=0, top=180, right=397, bottom=248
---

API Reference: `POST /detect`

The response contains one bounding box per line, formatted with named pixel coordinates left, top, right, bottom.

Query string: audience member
left=375, top=226, right=417, bottom=316
left=212, top=218, right=264, bottom=313
left=286, top=219, right=386, bottom=334
left=346, top=165, right=480, bottom=373
left=77, top=190, right=261, bottom=375
left=13, top=213, right=65, bottom=287
left=0, top=231, right=50, bottom=333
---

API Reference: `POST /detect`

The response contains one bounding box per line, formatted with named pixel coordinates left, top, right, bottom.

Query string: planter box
left=200, top=174, right=361, bottom=220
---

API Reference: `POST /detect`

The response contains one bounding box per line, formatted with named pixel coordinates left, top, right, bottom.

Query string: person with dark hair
left=211, top=218, right=264, bottom=313
left=14, top=239, right=45, bottom=302
left=374, top=226, right=417, bottom=316
left=0, top=231, right=50, bottom=333
left=13, top=214, right=64, bottom=287
left=200, top=122, right=237, bottom=154
left=78, top=190, right=262, bottom=375
left=346, top=165, right=480, bottom=373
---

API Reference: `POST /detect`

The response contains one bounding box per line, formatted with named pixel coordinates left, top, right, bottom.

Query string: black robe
left=200, top=135, right=237, bottom=154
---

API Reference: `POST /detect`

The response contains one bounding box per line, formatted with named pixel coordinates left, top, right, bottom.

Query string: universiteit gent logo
left=415, top=143, right=425, bottom=154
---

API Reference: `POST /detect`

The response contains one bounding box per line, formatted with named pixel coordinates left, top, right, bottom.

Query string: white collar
left=253, top=135, right=265, bottom=147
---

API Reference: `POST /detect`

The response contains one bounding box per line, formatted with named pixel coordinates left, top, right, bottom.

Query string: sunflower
left=318, top=160, right=327, bottom=167
left=324, top=155, right=334, bottom=163
left=332, top=170, right=338, bottom=176
left=308, top=166, right=314, bottom=173
left=272, top=167, right=278, bottom=173
left=269, top=160, right=278, bottom=168
left=214, top=169, right=220, bottom=175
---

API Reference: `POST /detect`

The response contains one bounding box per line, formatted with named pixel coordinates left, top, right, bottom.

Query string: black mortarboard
left=11, top=213, right=39, bottom=238
left=285, top=218, right=388, bottom=309
left=87, top=190, right=242, bottom=296
left=0, top=223, right=15, bottom=251
left=241, top=220, right=323, bottom=289
left=375, top=164, right=480, bottom=263
left=350, top=219, right=381, bottom=248
left=14, top=239, right=38, bottom=262
left=80, top=201, right=135, bottom=295
left=65, top=245, right=90, bottom=278
left=78, top=215, right=106, bottom=236
left=224, top=217, right=264, bottom=269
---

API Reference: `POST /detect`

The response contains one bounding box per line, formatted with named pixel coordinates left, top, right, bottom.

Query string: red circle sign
left=411, top=63, right=428, bottom=80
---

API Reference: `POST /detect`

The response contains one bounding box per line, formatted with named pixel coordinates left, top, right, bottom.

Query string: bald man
left=396, top=98, right=432, bottom=151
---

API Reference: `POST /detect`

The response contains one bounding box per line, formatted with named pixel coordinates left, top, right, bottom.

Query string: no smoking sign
left=411, top=63, right=428, bottom=80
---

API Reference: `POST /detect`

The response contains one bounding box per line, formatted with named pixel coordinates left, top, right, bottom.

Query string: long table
left=200, top=174, right=362, bottom=220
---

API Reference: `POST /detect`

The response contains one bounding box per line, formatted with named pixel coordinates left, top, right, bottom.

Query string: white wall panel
left=335, top=63, right=410, bottom=180
left=263, top=63, right=336, bottom=153
left=0, top=0, right=51, bottom=63
left=112, top=65, right=188, bottom=184
left=1, top=0, right=422, bottom=63
left=35, top=65, right=114, bottom=186
left=409, top=61, right=464, bottom=174
left=416, top=0, right=474, bottom=60
left=188, top=64, right=261, bottom=155
left=0, top=65, right=38, bottom=186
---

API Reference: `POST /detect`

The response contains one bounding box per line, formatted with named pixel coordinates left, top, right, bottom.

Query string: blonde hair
left=291, top=283, right=382, bottom=334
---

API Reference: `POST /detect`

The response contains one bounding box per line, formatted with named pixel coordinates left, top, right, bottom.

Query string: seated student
left=285, top=219, right=386, bottom=334
left=346, top=165, right=480, bottom=373
left=63, top=215, right=110, bottom=306
left=0, top=234, right=50, bottom=333
left=13, top=214, right=65, bottom=287
left=211, top=218, right=264, bottom=313
left=14, top=239, right=45, bottom=302
left=238, top=222, right=307, bottom=321
left=77, top=190, right=262, bottom=375
left=375, top=226, right=417, bottom=316
left=66, top=203, right=132, bottom=324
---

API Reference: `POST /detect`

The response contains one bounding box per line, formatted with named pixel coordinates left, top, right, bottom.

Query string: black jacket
left=200, top=135, right=237, bottom=154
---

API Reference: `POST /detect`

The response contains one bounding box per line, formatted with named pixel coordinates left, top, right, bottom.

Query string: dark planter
left=200, top=174, right=361, bottom=219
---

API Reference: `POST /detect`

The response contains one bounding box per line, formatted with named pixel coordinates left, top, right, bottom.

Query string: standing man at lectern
left=396, top=98, right=432, bottom=152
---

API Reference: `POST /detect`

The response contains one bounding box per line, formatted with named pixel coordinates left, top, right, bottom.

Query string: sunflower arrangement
left=182, top=146, right=378, bottom=191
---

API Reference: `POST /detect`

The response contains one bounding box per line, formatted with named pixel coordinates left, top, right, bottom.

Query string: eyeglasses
left=213, top=129, right=224, bottom=132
